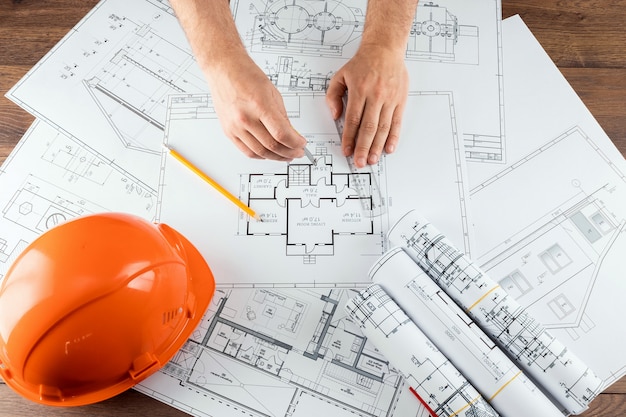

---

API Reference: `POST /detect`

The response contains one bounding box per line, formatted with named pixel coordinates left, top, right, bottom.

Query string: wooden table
left=0, top=1, right=625, bottom=416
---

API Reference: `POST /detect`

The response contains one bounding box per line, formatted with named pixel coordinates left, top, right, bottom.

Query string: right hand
left=206, top=53, right=307, bottom=162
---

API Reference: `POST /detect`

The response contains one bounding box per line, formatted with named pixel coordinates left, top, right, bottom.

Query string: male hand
left=326, top=45, right=409, bottom=168
left=207, top=53, right=307, bottom=162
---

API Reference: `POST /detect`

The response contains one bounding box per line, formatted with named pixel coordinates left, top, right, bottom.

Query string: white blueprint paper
left=158, top=92, right=472, bottom=285
left=345, top=283, right=500, bottom=417
left=6, top=0, right=505, bottom=185
left=388, top=213, right=602, bottom=415
left=232, top=0, right=505, bottom=163
left=357, top=249, right=565, bottom=417
left=0, top=120, right=158, bottom=279
left=137, top=286, right=433, bottom=417
left=470, top=15, right=626, bottom=388
left=6, top=0, right=205, bottom=189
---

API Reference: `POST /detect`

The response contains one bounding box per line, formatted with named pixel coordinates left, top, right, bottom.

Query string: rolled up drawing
left=367, top=247, right=566, bottom=417
left=345, top=283, right=500, bottom=417
left=388, top=209, right=603, bottom=415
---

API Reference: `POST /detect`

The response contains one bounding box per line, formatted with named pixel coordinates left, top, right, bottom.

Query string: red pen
left=409, top=386, right=438, bottom=417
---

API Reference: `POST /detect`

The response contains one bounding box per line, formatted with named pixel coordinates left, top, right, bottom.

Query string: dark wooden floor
left=0, top=1, right=625, bottom=416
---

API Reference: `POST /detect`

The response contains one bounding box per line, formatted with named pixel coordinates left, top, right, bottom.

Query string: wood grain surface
left=0, top=1, right=625, bottom=416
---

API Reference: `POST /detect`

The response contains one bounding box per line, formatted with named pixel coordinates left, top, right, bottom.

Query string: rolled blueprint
left=345, top=283, right=500, bottom=417
left=388, top=210, right=603, bottom=415
left=368, top=248, right=566, bottom=417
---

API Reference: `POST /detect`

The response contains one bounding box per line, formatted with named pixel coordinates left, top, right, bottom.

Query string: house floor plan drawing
left=158, top=91, right=472, bottom=285
left=240, top=147, right=383, bottom=263
left=137, top=286, right=432, bottom=417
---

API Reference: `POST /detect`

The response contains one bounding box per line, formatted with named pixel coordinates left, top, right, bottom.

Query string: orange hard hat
left=0, top=212, right=215, bottom=406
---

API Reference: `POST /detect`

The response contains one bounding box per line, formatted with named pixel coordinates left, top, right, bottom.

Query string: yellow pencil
left=165, top=146, right=262, bottom=222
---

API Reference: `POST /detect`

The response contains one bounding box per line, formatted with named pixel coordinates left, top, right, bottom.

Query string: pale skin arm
left=171, top=0, right=418, bottom=166
left=169, top=0, right=307, bottom=161
left=326, top=0, right=419, bottom=168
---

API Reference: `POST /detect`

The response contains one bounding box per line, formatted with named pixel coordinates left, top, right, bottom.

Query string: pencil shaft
left=167, top=147, right=260, bottom=221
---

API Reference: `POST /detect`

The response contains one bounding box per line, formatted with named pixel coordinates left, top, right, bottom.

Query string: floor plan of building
left=240, top=147, right=383, bottom=263
left=158, top=91, right=471, bottom=285
left=137, top=286, right=432, bottom=417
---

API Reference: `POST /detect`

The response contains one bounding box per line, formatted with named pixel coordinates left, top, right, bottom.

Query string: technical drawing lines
left=388, top=210, right=604, bottom=414
left=470, top=127, right=626, bottom=196
left=265, top=56, right=332, bottom=92
left=240, top=148, right=383, bottom=264
left=408, top=1, right=479, bottom=64
left=83, top=21, right=206, bottom=155
left=345, top=284, right=500, bottom=417
left=243, top=0, right=366, bottom=57
left=140, top=287, right=411, bottom=417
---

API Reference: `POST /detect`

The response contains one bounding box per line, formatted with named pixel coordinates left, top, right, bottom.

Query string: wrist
left=357, top=41, right=406, bottom=60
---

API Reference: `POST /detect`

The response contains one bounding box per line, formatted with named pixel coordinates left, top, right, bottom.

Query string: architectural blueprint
left=0, top=120, right=158, bottom=281
left=6, top=0, right=206, bottom=189
left=347, top=253, right=565, bottom=417
left=233, top=0, right=505, bottom=164
left=157, top=91, right=471, bottom=286
left=468, top=16, right=626, bottom=389
left=345, top=284, right=501, bottom=417
left=136, top=286, right=433, bottom=417
left=3, top=0, right=624, bottom=415
left=388, top=211, right=602, bottom=415
left=6, top=0, right=505, bottom=175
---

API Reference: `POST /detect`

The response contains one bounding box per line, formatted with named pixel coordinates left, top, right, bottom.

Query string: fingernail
left=369, top=154, right=379, bottom=164
left=344, top=146, right=352, bottom=156
left=387, top=144, right=395, bottom=153
left=356, top=157, right=366, bottom=167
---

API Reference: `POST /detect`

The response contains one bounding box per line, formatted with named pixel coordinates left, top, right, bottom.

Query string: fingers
left=345, top=98, right=404, bottom=168
left=234, top=118, right=305, bottom=161
left=326, top=53, right=408, bottom=168
left=326, top=76, right=347, bottom=120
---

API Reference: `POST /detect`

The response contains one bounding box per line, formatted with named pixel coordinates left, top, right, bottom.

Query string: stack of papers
left=1, top=1, right=625, bottom=416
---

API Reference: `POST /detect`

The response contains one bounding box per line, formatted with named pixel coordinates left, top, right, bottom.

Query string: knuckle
left=387, top=130, right=401, bottom=143
left=377, top=121, right=391, bottom=133
left=233, top=112, right=252, bottom=127
left=354, top=142, right=371, bottom=154
left=265, top=139, right=283, bottom=153
left=346, top=114, right=362, bottom=127
left=271, top=128, right=288, bottom=145
left=361, top=120, right=378, bottom=134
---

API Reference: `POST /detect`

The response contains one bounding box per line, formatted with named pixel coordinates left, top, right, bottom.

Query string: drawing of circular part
left=273, top=5, right=310, bottom=34
left=420, top=20, right=442, bottom=37
left=313, top=11, right=336, bottom=31
left=260, top=0, right=363, bottom=55
left=45, top=212, right=68, bottom=229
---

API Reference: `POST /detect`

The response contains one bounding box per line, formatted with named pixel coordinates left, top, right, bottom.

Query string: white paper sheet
left=157, top=92, right=472, bottom=285
left=388, top=211, right=602, bottom=415
left=0, top=120, right=158, bottom=279
left=470, top=15, right=626, bottom=389
left=345, top=283, right=500, bottom=417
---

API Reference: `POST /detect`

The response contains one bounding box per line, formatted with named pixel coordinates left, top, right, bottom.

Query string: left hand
left=326, top=44, right=409, bottom=168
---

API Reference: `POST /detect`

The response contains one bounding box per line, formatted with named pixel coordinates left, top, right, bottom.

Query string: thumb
left=326, top=75, right=347, bottom=120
